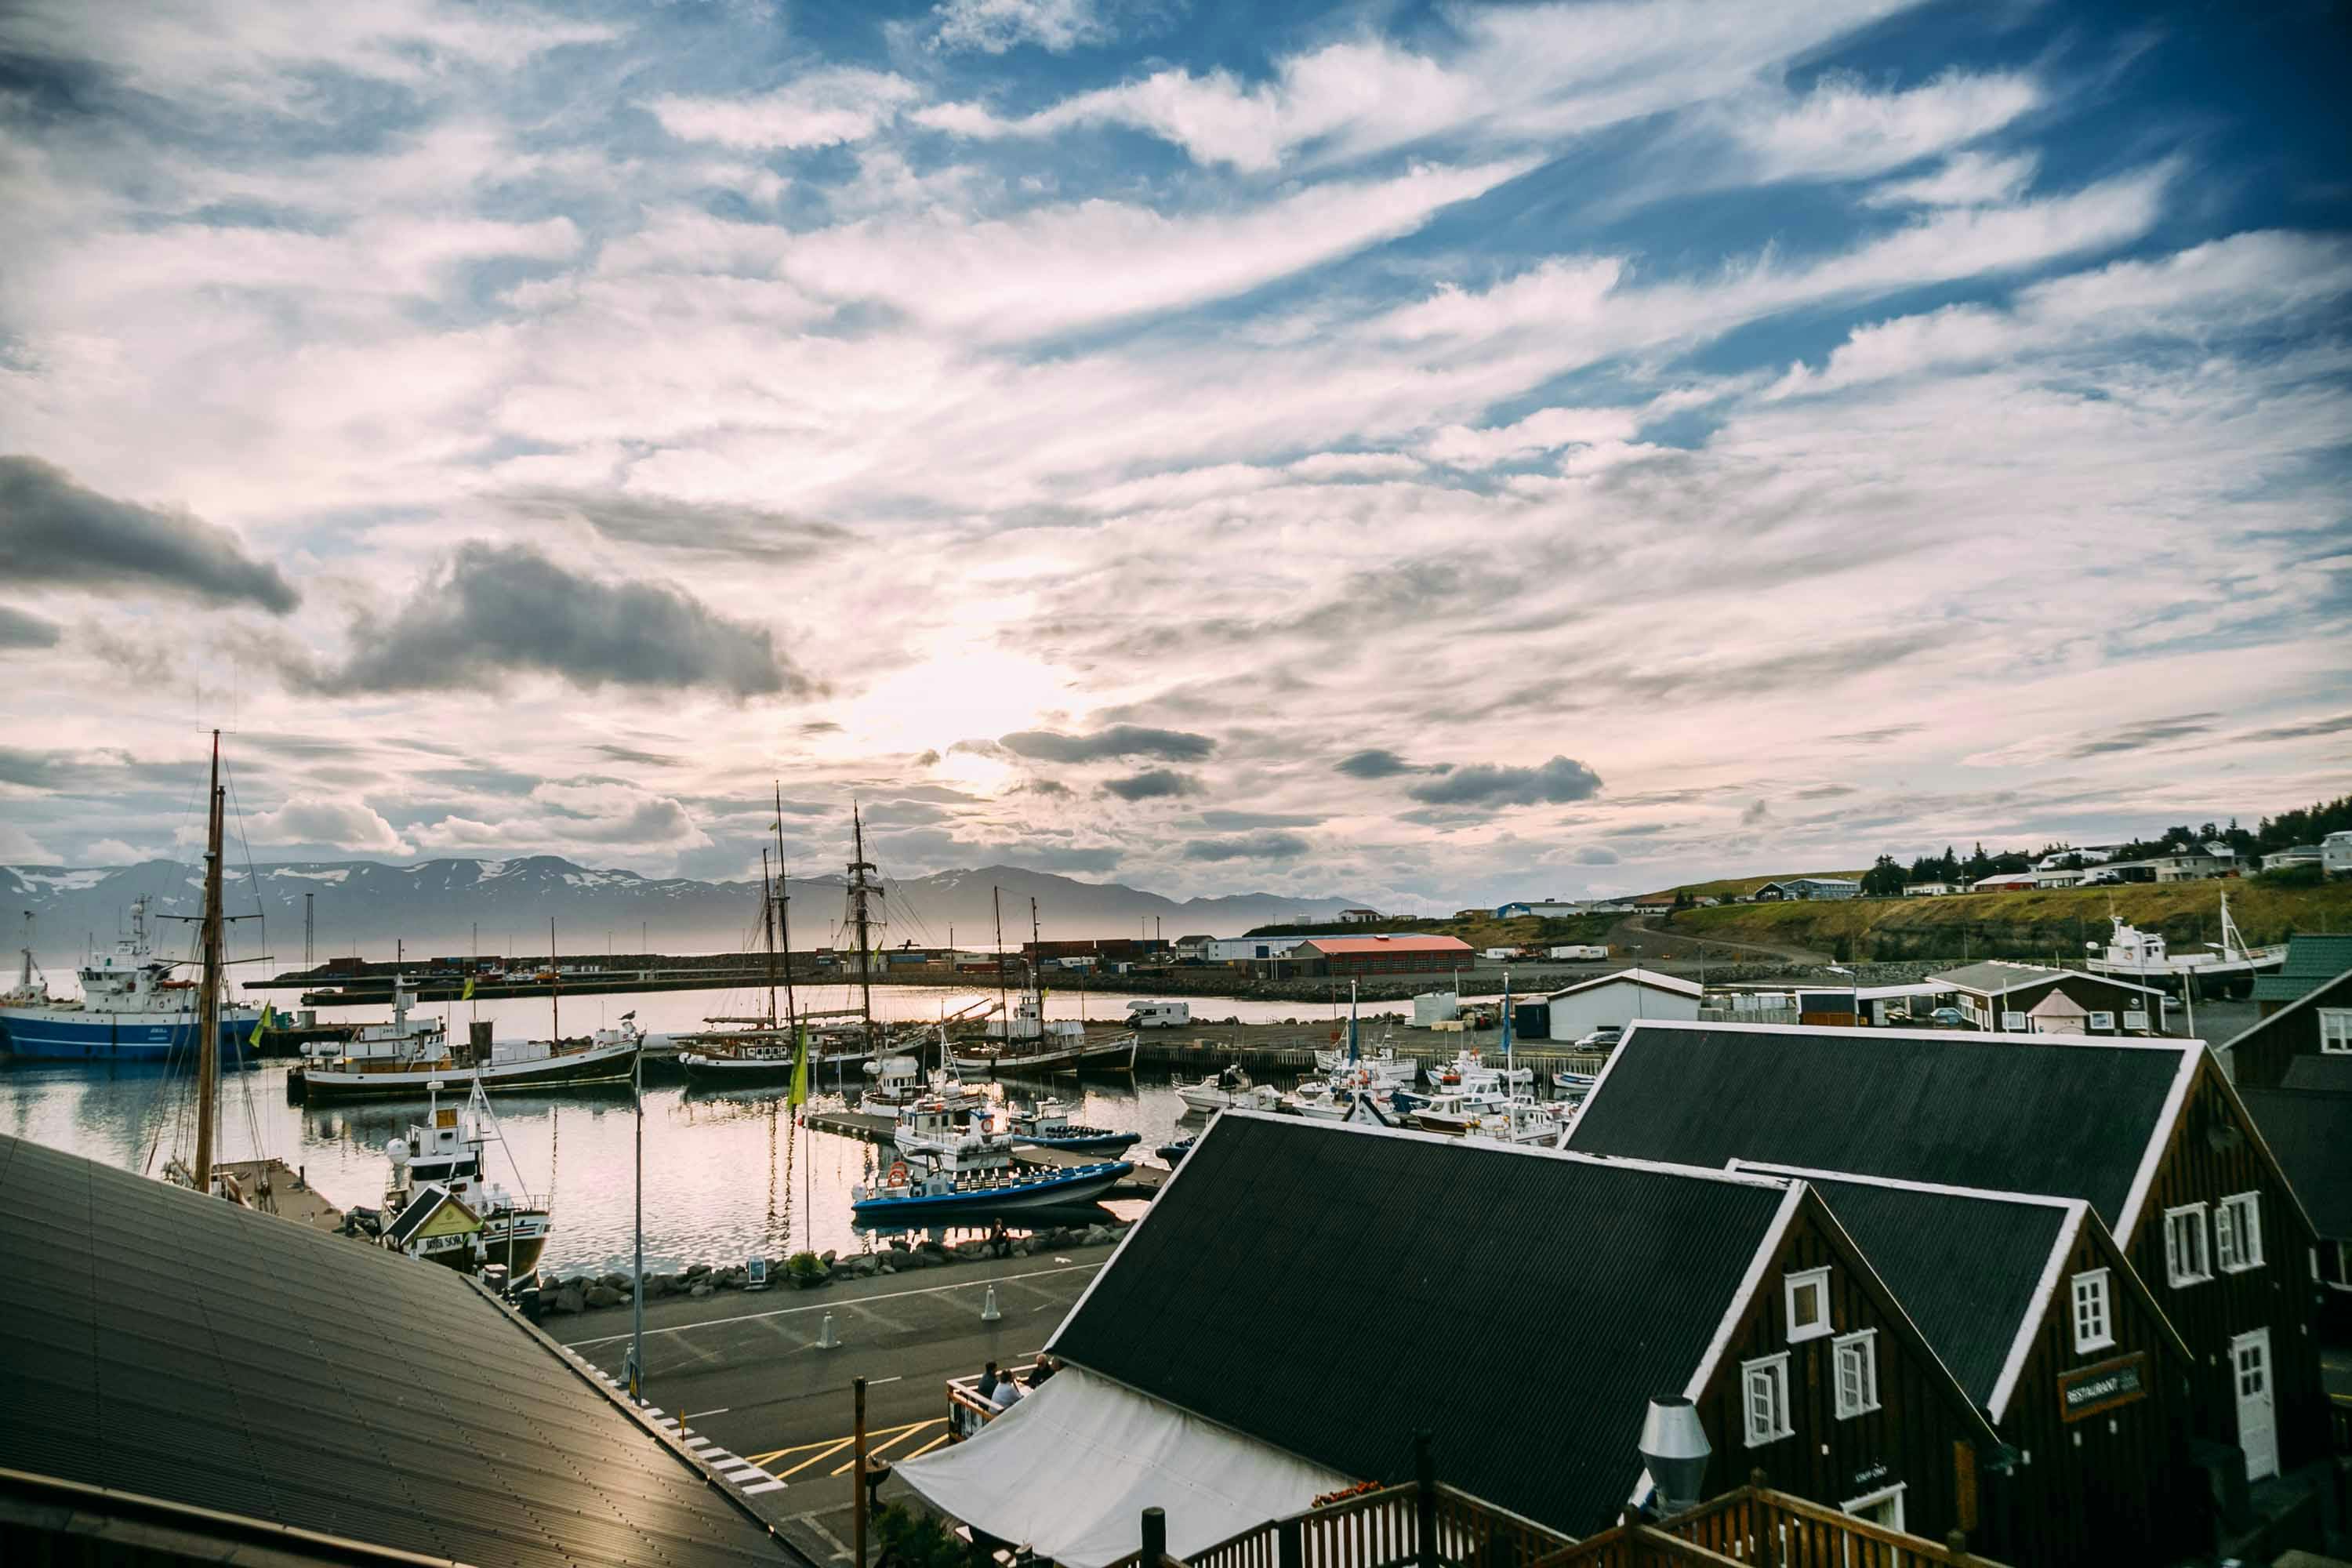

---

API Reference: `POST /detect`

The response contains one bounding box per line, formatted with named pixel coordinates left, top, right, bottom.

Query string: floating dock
left=802, top=1108, right=1168, bottom=1197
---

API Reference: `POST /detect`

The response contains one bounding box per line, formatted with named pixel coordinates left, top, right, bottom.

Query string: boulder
left=551, top=1281, right=586, bottom=1315
left=877, top=1260, right=897, bottom=1274
left=690, top=1282, right=714, bottom=1298
left=822, top=1250, right=837, bottom=1265
left=683, top=1262, right=711, bottom=1279
left=583, top=1283, right=623, bottom=1309
left=1081, top=1224, right=1112, bottom=1246
left=951, top=1240, right=988, bottom=1260
left=599, top=1271, right=630, bottom=1292
left=648, top=1272, right=677, bottom=1298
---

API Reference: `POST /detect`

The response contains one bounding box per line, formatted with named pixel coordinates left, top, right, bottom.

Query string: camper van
left=1125, top=1000, right=1190, bottom=1029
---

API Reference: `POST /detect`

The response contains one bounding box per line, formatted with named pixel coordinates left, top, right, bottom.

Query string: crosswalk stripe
left=740, top=1479, right=789, bottom=1495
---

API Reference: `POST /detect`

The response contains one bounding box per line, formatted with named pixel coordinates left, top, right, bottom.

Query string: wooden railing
left=1102, top=1475, right=1571, bottom=1568
left=1531, top=1482, right=2002, bottom=1568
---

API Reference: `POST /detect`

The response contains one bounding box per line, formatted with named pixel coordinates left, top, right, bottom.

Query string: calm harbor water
left=0, top=982, right=1447, bottom=1277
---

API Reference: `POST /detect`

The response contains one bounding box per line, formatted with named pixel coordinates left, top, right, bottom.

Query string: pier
left=212, top=1158, right=348, bottom=1232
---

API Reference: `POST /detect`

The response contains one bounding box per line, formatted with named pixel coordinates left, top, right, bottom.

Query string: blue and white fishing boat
left=0, top=900, right=260, bottom=1063
left=851, top=1141, right=1132, bottom=1221
left=1007, top=1098, right=1139, bottom=1155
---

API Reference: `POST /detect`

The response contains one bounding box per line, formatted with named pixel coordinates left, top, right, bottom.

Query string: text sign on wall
left=2060, top=1352, right=2148, bottom=1422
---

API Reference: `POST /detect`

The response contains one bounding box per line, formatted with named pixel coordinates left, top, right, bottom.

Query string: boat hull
left=1018, top=1131, right=1141, bottom=1153
left=299, top=1043, right=639, bottom=1102
left=0, top=1007, right=260, bottom=1063
left=949, top=1033, right=1138, bottom=1075
left=678, top=1051, right=800, bottom=1083
left=851, top=1161, right=1132, bottom=1221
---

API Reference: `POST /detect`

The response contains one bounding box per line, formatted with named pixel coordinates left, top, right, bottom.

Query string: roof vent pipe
left=1638, top=1396, right=1711, bottom=1518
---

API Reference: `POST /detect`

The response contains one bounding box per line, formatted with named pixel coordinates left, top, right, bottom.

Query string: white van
left=1126, top=1000, right=1190, bottom=1029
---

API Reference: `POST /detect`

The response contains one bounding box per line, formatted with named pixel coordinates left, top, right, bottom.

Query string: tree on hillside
left=1860, top=855, right=1906, bottom=898
left=2256, top=795, right=2352, bottom=851
left=1963, top=842, right=1992, bottom=879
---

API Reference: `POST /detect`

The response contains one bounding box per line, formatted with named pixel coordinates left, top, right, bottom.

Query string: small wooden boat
left=950, top=1030, right=1138, bottom=1076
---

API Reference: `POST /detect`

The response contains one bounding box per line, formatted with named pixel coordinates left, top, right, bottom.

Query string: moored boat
left=297, top=1017, right=651, bottom=1102
left=1174, top=1063, right=1279, bottom=1114
left=1007, top=1098, right=1139, bottom=1153
left=377, top=1076, right=552, bottom=1274
left=0, top=899, right=260, bottom=1063
left=950, top=1029, right=1138, bottom=1075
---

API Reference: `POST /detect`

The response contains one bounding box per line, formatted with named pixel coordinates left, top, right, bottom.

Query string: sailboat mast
left=774, top=785, right=797, bottom=1029
left=191, top=730, right=224, bottom=1195
left=1029, top=898, right=1042, bottom=1013
left=550, top=917, right=560, bottom=1043
left=850, top=801, right=875, bottom=1050
left=993, top=886, right=1008, bottom=1035
left=760, top=850, right=778, bottom=1029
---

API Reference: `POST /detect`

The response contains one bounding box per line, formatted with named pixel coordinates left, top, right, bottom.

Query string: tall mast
left=993, top=886, right=1008, bottom=1036
left=848, top=801, right=877, bottom=1051
left=1029, top=898, right=1043, bottom=1012
left=550, top=917, right=560, bottom=1043
left=774, top=784, right=797, bottom=1029
left=191, top=731, right=224, bottom=1195
left=760, top=850, right=778, bottom=1029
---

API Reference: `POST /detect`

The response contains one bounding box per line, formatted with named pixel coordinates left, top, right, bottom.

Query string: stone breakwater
left=539, top=1219, right=1134, bottom=1315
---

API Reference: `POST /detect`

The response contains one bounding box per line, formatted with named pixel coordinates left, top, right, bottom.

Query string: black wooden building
left=2223, top=963, right=2352, bottom=1091
left=1045, top=1113, right=2002, bottom=1546
left=1565, top=1020, right=2332, bottom=1523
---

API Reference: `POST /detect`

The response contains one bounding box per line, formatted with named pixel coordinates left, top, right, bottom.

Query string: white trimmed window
left=1785, top=1266, right=1831, bottom=1341
left=2216, top=1192, right=2264, bottom=1272
left=1743, top=1354, right=1792, bottom=1446
left=1833, top=1330, right=1880, bottom=1418
left=2320, top=1008, right=2352, bottom=1054
left=2165, top=1203, right=2212, bottom=1287
left=2071, top=1269, right=2114, bottom=1352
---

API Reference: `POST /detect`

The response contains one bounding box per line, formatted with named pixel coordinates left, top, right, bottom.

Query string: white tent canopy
left=894, top=1366, right=1355, bottom=1568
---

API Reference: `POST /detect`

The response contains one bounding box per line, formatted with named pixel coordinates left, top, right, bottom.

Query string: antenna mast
left=191, top=730, right=225, bottom=1195
left=760, top=850, right=778, bottom=1030
left=774, top=786, right=797, bottom=1031
left=847, top=802, right=879, bottom=1051
left=993, top=886, right=1008, bottom=1036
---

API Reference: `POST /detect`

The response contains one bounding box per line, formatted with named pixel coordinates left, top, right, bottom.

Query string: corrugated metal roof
left=0, top=1133, right=792, bottom=1567
left=1929, top=961, right=2161, bottom=998
left=1566, top=1022, right=2190, bottom=1229
left=2252, top=935, right=2352, bottom=1001
left=1294, top=935, right=1474, bottom=955
left=2239, top=1089, right=2352, bottom=1237
left=1047, top=1112, right=1791, bottom=1537
left=1735, top=1165, right=2067, bottom=1412
left=1544, top=967, right=1704, bottom=1001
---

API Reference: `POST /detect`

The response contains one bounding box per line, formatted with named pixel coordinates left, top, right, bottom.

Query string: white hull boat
left=950, top=1031, right=1138, bottom=1075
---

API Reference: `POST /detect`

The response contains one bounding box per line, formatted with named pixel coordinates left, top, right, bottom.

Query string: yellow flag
left=789, top=1023, right=810, bottom=1108
left=253, top=1003, right=275, bottom=1043
left=461, top=976, right=476, bottom=1000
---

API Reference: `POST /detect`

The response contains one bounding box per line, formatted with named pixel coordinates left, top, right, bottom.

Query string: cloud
left=246, top=796, right=412, bottom=855
left=0, top=605, right=61, bottom=649
left=1197, top=811, right=1323, bottom=829
left=499, top=489, right=855, bottom=563
left=1102, top=769, right=1202, bottom=800
left=0, top=825, right=54, bottom=861
left=1183, top=831, right=1310, bottom=861
left=2065, top=712, right=2222, bottom=758
left=648, top=68, right=922, bottom=150
left=1867, top=151, right=2039, bottom=208
left=932, top=0, right=1116, bottom=54
left=1729, top=71, right=2042, bottom=183
left=1406, top=756, right=1602, bottom=807
left=297, top=542, right=813, bottom=699
left=1335, top=749, right=1446, bottom=779
left=591, top=744, right=682, bottom=768
left=82, top=837, right=140, bottom=863
left=2233, top=712, right=2352, bottom=745
left=1001, top=726, right=1215, bottom=762
left=1573, top=845, right=1620, bottom=866
left=1741, top=800, right=1770, bottom=824
left=1421, top=406, right=1641, bottom=467
left=0, top=456, right=298, bottom=612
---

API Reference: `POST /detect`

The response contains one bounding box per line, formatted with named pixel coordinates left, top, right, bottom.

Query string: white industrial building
left=1203, top=935, right=1313, bottom=963
left=1541, top=968, right=1704, bottom=1041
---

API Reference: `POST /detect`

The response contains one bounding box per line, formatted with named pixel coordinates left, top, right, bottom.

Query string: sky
left=0, top=0, right=2347, bottom=911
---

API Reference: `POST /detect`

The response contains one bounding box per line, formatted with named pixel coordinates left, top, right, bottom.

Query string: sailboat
left=681, top=815, right=809, bottom=1084
left=949, top=893, right=1138, bottom=1074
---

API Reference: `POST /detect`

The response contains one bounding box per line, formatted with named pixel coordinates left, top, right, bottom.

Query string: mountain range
left=0, top=857, right=1373, bottom=966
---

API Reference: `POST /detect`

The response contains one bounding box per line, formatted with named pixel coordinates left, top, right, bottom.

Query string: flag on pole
left=789, top=1022, right=810, bottom=1108
left=252, top=1003, right=275, bottom=1051
left=461, top=976, right=475, bottom=1001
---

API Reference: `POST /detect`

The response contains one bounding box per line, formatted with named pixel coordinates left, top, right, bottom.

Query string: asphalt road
left=561, top=1249, right=1109, bottom=1560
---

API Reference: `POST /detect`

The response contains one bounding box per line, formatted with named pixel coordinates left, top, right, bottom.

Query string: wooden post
left=1945, top=1530, right=1971, bottom=1566
left=853, top=1377, right=868, bottom=1568
left=1277, top=1515, right=1303, bottom=1568
left=1414, top=1430, right=1436, bottom=1568
left=1751, top=1470, right=1776, bottom=1568
left=1141, top=1506, right=1167, bottom=1566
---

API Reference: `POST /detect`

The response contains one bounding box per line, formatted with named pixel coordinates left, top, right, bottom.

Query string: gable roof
left=1047, top=1112, right=1802, bottom=1537
left=1293, top=935, right=1472, bottom=956
left=0, top=1134, right=791, bottom=1568
left=1566, top=1020, right=2198, bottom=1239
left=2238, top=1088, right=2352, bottom=1239
left=1930, top=960, right=2165, bottom=999
left=2227, top=963, right=2352, bottom=1051
left=1544, top=967, right=1705, bottom=1002
left=2251, top=934, right=2352, bottom=1003
left=383, top=1181, right=478, bottom=1247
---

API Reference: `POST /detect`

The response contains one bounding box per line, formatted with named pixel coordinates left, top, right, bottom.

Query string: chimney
left=1637, top=1396, right=1711, bottom=1517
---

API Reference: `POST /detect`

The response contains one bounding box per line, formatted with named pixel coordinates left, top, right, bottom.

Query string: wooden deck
left=214, top=1158, right=350, bottom=1233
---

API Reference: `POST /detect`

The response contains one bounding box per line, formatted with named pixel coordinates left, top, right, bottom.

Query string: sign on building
left=2059, top=1352, right=2148, bottom=1421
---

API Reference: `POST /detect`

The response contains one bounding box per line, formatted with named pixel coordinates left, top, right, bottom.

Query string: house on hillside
left=1335, top=906, right=1383, bottom=924
left=1542, top=967, right=1704, bottom=1040
left=1494, top=898, right=1584, bottom=918
left=1904, top=880, right=1956, bottom=896
left=2257, top=844, right=2323, bottom=873
left=1929, top=960, right=2171, bottom=1035
left=1971, top=871, right=2039, bottom=892
left=898, top=1112, right=2003, bottom=1556
left=1566, top=1020, right=2333, bottom=1510
left=1726, top=1163, right=2196, bottom=1568
left=1754, top=878, right=1860, bottom=901
left=1169, top=933, right=1214, bottom=961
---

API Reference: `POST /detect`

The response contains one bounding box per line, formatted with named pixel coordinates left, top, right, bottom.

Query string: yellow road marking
left=746, top=1417, right=936, bottom=1468
left=902, top=1432, right=953, bottom=1461
left=829, top=1418, right=945, bottom=1475
left=775, top=1438, right=855, bottom=1479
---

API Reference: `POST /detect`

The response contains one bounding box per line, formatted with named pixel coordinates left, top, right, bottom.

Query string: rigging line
left=219, top=755, right=274, bottom=1167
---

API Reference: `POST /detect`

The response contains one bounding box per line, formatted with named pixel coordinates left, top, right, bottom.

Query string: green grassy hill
left=1657, top=880, right=2352, bottom=963
left=1643, top=869, right=1871, bottom=901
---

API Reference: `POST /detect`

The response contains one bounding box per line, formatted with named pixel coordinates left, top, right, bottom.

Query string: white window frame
left=2216, top=1192, right=2264, bottom=1272
left=2319, top=1008, right=2352, bottom=1054
left=1784, top=1266, right=1832, bottom=1342
left=1832, top=1330, right=1881, bottom=1418
left=1842, top=1481, right=1907, bottom=1535
left=2165, top=1202, right=2212, bottom=1287
left=1742, top=1353, right=1793, bottom=1447
left=2071, top=1269, right=2114, bottom=1352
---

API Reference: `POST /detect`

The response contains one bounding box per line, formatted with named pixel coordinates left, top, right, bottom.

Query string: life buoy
left=887, top=1161, right=909, bottom=1185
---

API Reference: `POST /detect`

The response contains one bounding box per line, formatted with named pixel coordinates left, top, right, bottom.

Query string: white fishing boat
left=1425, top=1047, right=1532, bottom=1091
left=297, top=1017, right=651, bottom=1102
left=1284, top=1078, right=1393, bottom=1120
left=1006, top=1098, right=1139, bottom=1154
left=1412, top=1086, right=1512, bottom=1135
left=1462, top=1099, right=1566, bottom=1147
left=1552, top=1069, right=1599, bottom=1097
left=2083, top=891, right=2286, bottom=993
left=951, top=1029, right=1138, bottom=1075
left=1176, top=1064, right=1281, bottom=1114
left=378, top=1076, right=551, bottom=1274
left=890, top=1094, right=1014, bottom=1164
left=302, top=975, right=445, bottom=1060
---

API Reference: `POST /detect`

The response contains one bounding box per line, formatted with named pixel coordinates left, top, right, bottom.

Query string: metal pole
left=1140, top=1507, right=1167, bottom=1566
left=853, top=1376, right=869, bottom=1568
left=1414, top=1429, right=1436, bottom=1568
left=628, top=1044, right=644, bottom=1402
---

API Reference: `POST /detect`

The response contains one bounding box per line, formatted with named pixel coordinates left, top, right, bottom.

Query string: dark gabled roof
left=2283, top=1054, right=2352, bottom=1091
left=0, top=1134, right=791, bottom=1568
left=2239, top=1089, right=2352, bottom=1238
left=1566, top=1021, right=2196, bottom=1236
left=2250, top=936, right=2352, bottom=1002
left=2229, top=962, right=2352, bottom=1046
left=383, top=1181, right=475, bottom=1247
left=1732, top=1163, right=2070, bottom=1416
left=1047, top=1112, right=1795, bottom=1537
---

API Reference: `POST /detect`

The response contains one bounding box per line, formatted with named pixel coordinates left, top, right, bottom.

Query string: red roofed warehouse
left=1289, top=934, right=1473, bottom=976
